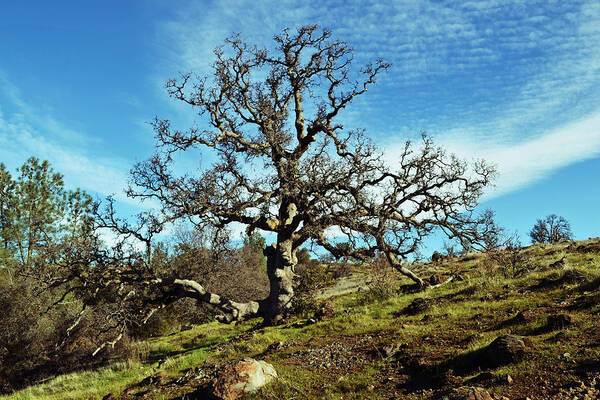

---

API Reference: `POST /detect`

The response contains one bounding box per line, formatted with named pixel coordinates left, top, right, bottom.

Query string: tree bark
left=262, top=242, right=296, bottom=325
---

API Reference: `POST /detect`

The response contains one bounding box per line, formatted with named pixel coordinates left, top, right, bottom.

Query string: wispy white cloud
left=0, top=71, right=134, bottom=205
left=417, top=111, right=600, bottom=198
left=155, top=0, right=600, bottom=198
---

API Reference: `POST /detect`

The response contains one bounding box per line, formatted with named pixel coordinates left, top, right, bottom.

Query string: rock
left=403, top=298, right=431, bottom=315
left=460, top=387, right=493, bottom=400
left=482, top=334, right=527, bottom=367
left=547, top=314, right=573, bottom=330
left=212, top=358, right=277, bottom=400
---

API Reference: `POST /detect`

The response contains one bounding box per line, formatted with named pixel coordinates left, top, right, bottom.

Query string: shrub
left=359, top=255, right=397, bottom=303
left=293, top=259, right=330, bottom=316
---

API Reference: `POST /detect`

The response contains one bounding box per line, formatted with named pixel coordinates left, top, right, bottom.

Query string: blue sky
left=0, top=0, right=599, bottom=247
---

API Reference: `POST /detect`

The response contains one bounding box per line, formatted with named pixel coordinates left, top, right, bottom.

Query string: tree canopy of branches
left=529, top=214, right=573, bottom=244
left=108, top=24, right=495, bottom=325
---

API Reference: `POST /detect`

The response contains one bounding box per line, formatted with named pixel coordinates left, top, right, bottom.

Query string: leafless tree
left=529, top=214, right=573, bottom=244
left=103, top=25, right=495, bottom=325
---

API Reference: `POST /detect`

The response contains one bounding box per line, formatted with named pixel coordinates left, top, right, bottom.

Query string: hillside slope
left=4, top=238, right=600, bottom=400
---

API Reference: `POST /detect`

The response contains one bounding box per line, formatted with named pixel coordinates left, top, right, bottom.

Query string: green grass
left=4, top=238, right=600, bottom=399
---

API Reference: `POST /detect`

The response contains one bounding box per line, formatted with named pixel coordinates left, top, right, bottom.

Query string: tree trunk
left=261, top=242, right=296, bottom=325
left=153, top=241, right=296, bottom=326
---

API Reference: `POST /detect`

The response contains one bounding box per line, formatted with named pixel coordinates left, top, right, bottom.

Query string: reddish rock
left=212, top=358, right=277, bottom=400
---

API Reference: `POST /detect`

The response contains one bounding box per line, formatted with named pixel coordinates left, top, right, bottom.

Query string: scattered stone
left=554, top=376, right=600, bottom=399
left=403, top=297, right=431, bottom=315
left=211, top=358, right=277, bottom=400
left=293, top=336, right=370, bottom=372
left=482, top=334, right=527, bottom=367
left=547, top=313, right=573, bottom=330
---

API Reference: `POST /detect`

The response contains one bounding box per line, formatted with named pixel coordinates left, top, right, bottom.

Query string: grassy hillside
left=4, top=238, right=600, bottom=400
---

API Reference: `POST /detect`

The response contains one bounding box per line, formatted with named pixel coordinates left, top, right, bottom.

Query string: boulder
left=212, top=358, right=277, bottom=400
left=482, top=334, right=527, bottom=367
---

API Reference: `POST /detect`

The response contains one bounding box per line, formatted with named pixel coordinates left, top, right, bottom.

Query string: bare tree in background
left=529, top=214, right=573, bottom=244
left=112, top=25, right=495, bottom=325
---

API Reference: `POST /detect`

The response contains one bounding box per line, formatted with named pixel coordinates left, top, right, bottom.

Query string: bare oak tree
left=529, top=214, right=573, bottom=244
left=124, top=25, right=494, bottom=325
